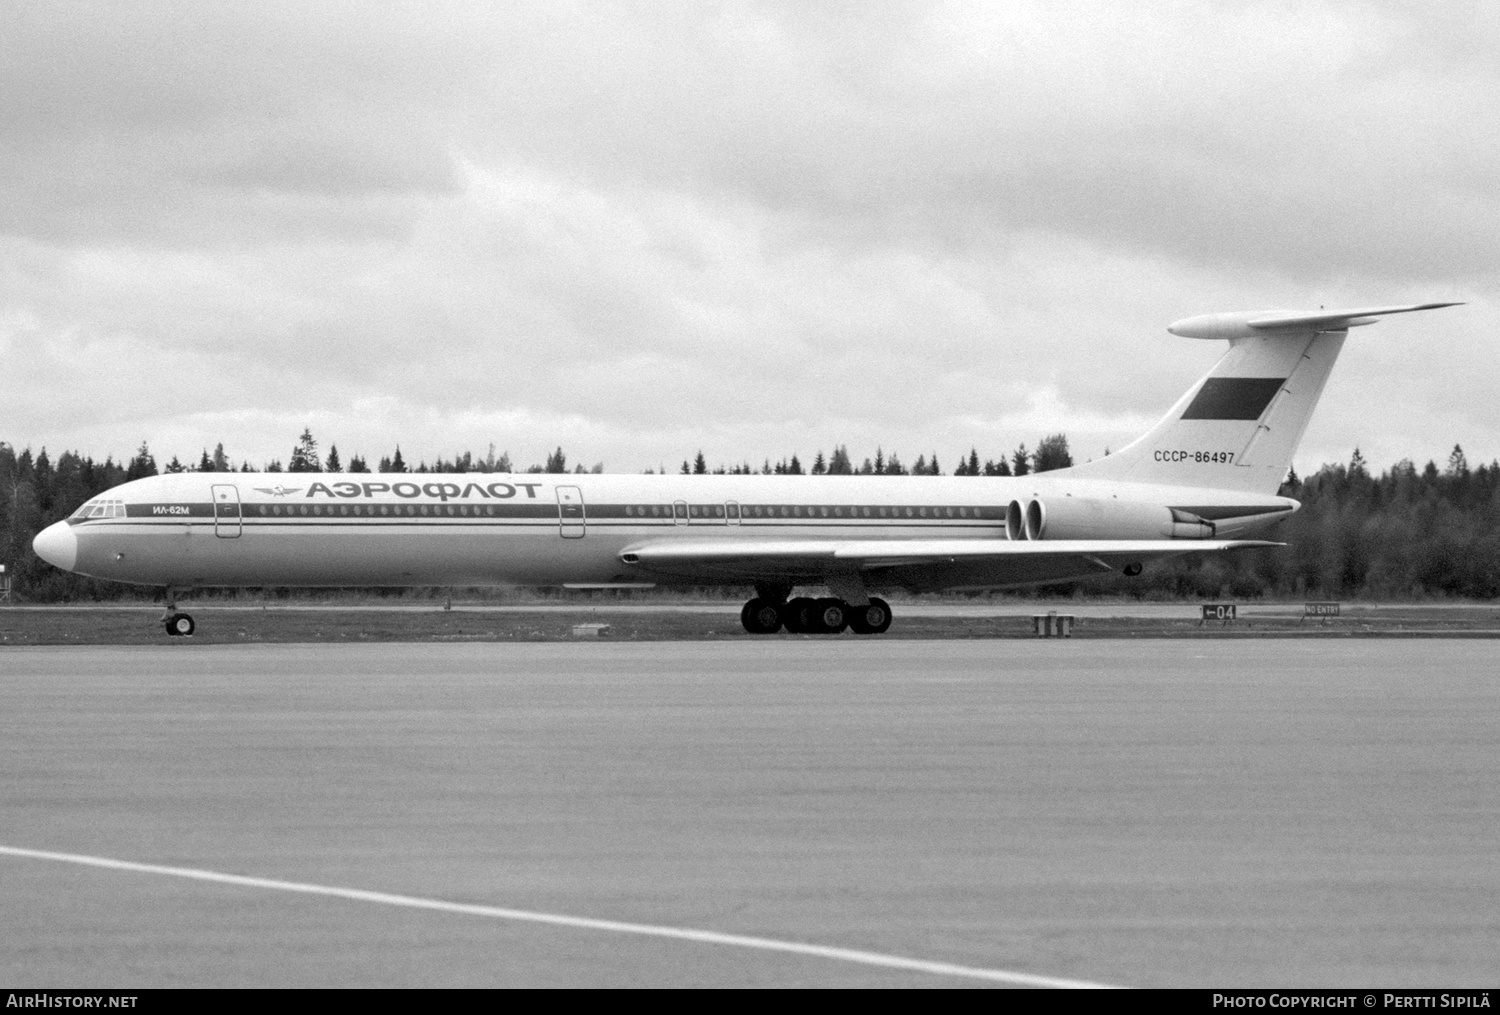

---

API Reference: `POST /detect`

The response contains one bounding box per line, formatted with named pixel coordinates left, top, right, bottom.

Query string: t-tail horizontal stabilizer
left=1167, top=302, right=1463, bottom=341
left=1072, top=301, right=1461, bottom=494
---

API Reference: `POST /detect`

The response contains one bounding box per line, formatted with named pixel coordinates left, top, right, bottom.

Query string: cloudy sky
left=2, top=0, right=1495, bottom=475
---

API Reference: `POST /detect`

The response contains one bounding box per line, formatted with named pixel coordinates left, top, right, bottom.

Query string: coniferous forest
left=2, top=431, right=1497, bottom=603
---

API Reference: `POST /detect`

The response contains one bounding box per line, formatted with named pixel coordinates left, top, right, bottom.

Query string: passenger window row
left=89, top=501, right=998, bottom=521
left=252, top=503, right=500, bottom=517
left=621, top=504, right=995, bottom=520
left=743, top=504, right=992, bottom=520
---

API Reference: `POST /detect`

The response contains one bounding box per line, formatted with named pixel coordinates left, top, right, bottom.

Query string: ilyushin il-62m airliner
left=34, top=303, right=1458, bottom=637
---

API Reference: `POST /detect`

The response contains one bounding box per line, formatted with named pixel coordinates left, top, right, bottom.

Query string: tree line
left=142, top=430, right=591, bottom=477
left=671, top=433, right=1075, bottom=476
left=21, top=427, right=1078, bottom=480
left=3, top=433, right=1496, bottom=603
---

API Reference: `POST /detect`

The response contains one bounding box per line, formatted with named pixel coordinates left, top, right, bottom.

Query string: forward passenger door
left=212, top=484, right=241, bottom=538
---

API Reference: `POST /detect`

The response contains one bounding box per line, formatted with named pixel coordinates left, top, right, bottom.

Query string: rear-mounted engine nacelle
left=1005, top=497, right=1214, bottom=540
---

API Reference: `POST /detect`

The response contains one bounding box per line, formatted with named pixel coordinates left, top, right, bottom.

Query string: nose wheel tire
left=740, top=598, right=784, bottom=634
left=164, top=613, right=195, bottom=637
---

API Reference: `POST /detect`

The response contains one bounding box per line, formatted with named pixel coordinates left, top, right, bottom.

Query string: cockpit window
left=70, top=498, right=123, bottom=520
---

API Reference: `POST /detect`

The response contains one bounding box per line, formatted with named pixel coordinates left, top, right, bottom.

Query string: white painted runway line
left=2, top=844, right=1118, bottom=989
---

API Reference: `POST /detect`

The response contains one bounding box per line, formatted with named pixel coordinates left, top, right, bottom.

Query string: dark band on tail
left=1180, top=377, right=1285, bottom=420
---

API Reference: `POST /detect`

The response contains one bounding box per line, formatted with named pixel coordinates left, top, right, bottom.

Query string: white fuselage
left=40, top=470, right=1295, bottom=592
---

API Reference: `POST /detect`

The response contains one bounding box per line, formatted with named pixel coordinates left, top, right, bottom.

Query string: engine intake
left=1006, top=500, right=1025, bottom=540
left=1007, top=497, right=1216, bottom=540
left=1025, top=499, right=1046, bottom=540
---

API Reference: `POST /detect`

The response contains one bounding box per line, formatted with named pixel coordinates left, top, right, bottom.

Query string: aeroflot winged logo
left=254, top=485, right=304, bottom=498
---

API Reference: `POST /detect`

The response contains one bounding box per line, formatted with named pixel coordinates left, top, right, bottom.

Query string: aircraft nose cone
left=33, top=521, right=78, bottom=572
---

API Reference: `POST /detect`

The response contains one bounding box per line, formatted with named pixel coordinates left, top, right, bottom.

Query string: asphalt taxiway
left=3, top=640, right=1496, bottom=987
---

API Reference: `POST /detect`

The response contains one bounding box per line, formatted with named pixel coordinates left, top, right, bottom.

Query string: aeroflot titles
left=296, top=481, right=546, bottom=501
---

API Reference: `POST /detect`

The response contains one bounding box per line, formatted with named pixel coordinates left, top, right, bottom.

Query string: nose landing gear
left=161, top=587, right=195, bottom=637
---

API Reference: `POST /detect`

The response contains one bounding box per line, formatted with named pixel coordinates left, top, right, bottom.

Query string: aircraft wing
left=620, top=538, right=1280, bottom=591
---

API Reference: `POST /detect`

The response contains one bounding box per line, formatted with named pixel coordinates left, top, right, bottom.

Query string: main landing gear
left=739, top=592, right=893, bottom=635
left=161, top=587, right=195, bottom=637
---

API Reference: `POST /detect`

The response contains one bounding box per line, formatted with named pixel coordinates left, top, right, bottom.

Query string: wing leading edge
left=620, top=538, right=1279, bottom=591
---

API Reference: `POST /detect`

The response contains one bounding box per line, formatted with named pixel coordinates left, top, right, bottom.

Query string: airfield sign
left=1201, top=603, right=1237, bottom=624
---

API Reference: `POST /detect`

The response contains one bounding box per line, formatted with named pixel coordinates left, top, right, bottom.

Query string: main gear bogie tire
left=814, top=597, right=848, bottom=634
left=781, top=597, right=816, bottom=634
left=848, top=598, right=892, bottom=635
left=741, top=597, right=784, bottom=634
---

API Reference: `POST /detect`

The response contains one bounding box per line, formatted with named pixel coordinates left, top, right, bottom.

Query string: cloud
left=1, top=1, right=1496, bottom=474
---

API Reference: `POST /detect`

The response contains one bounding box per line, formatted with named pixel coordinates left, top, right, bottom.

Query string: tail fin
left=1069, top=303, right=1460, bottom=494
